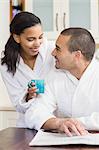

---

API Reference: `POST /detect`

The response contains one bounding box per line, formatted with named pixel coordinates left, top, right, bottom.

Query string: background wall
left=0, top=0, right=10, bottom=54
left=0, top=0, right=12, bottom=107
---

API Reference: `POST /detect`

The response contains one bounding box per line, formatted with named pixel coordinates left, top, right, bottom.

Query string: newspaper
left=29, top=130, right=99, bottom=146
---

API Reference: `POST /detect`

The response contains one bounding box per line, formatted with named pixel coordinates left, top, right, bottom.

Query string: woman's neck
left=21, top=53, right=38, bottom=70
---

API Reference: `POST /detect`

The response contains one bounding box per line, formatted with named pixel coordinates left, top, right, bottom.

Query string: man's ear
left=74, top=50, right=82, bottom=59
left=13, top=34, right=20, bottom=44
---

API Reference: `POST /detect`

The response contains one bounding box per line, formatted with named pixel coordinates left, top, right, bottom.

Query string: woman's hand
left=26, top=82, right=38, bottom=102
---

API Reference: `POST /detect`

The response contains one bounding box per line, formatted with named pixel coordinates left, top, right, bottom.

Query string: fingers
left=74, top=122, right=88, bottom=136
left=28, top=86, right=37, bottom=93
left=58, top=118, right=88, bottom=136
left=63, top=121, right=81, bottom=136
left=28, top=86, right=38, bottom=98
left=63, top=124, right=73, bottom=137
left=69, top=118, right=88, bottom=136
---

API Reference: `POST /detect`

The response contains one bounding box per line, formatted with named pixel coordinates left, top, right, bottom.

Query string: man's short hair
left=61, top=27, right=95, bottom=61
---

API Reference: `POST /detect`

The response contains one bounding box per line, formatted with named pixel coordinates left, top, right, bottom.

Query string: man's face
left=52, top=35, right=76, bottom=71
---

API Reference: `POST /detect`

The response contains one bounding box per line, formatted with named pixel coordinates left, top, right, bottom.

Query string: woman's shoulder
left=0, top=53, right=8, bottom=72
left=0, top=62, right=7, bottom=72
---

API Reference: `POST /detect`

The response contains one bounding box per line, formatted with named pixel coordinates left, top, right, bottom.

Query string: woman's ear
left=13, top=34, right=20, bottom=44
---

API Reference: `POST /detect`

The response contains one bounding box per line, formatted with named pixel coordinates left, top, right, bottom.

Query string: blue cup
left=28, top=80, right=45, bottom=94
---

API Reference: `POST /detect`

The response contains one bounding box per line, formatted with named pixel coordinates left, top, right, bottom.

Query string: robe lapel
left=72, top=57, right=99, bottom=117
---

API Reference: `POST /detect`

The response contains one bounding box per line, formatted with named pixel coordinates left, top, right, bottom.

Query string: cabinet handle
left=63, top=12, right=66, bottom=29
left=56, top=13, right=58, bottom=31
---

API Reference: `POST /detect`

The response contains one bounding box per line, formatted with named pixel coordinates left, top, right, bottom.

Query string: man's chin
left=55, top=65, right=60, bottom=69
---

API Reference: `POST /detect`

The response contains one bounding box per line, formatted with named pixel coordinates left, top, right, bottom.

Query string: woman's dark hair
left=1, top=11, right=41, bottom=75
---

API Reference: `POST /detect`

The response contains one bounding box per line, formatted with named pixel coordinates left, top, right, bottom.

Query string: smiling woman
left=21, top=25, right=43, bottom=56
left=0, top=11, right=55, bottom=128
left=13, top=24, right=44, bottom=69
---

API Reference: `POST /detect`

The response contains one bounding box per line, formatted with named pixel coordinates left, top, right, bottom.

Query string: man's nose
left=51, top=49, right=56, bottom=56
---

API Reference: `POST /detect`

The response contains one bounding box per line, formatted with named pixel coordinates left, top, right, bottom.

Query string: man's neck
left=70, top=61, right=90, bottom=80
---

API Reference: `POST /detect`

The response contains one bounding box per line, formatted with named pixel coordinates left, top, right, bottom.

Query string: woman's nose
left=34, top=39, right=41, bottom=46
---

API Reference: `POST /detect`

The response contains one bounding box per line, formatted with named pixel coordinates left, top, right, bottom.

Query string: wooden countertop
left=0, top=127, right=99, bottom=150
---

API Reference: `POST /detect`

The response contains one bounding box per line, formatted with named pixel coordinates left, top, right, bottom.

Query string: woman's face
left=16, top=24, right=43, bottom=57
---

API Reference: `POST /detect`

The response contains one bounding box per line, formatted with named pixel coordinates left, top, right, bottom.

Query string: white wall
left=0, top=0, right=10, bottom=54
left=0, top=0, right=12, bottom=107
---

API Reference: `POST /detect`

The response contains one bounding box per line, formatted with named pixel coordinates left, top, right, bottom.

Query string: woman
left=0, top=11, right=55, bottom=127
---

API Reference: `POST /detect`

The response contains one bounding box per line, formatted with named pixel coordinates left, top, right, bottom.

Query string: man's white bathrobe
left=25, top=52, right=99, bottom=130
left=0, top=38, right=55, bottom=127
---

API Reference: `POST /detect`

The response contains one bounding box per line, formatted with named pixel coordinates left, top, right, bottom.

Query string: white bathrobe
left=25, top=51, right=99, bottom=130
left=0, top=38, right=55, bottom=127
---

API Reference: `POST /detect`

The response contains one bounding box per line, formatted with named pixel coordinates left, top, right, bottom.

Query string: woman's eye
left=27, top=38, right=34, bottom=42
left=28, top=39, right=33, bottom=41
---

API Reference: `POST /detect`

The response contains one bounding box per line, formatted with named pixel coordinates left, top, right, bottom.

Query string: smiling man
left=25, top=27, right=99, bottom=136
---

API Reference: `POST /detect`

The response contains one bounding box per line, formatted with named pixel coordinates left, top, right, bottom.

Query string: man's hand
left=57, top=118, right=88, bottom=136
left=43, top=117, right=88, bottom=136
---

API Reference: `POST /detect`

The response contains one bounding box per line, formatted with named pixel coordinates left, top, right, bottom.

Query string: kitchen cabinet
left=25, top=0, right=99, bottom=42
left=0, top=108, right=18, bottom=130
left=25, top=0, right=67, bottom=40
left=68, top=0, right=99, bottom=41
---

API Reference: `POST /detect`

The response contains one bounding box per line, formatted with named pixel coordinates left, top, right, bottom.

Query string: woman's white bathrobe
left=25, top=52, right=99, bottom=130
left=0, top=38, right=55, bottom=127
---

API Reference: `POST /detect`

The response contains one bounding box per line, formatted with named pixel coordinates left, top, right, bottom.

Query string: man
left=25, top=28, right=99, bottom=136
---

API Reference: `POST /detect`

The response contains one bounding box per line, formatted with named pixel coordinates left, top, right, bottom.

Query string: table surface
left=0, top=127, right=99, bottom=150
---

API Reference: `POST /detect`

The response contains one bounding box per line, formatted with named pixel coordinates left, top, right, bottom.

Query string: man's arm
left=76, top=112, right=99, bottom=130
left=25, top=77, right=88, bottom=136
